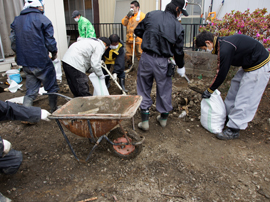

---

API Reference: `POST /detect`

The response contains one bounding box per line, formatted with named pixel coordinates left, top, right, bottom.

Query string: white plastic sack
left=200, top=89, right=226, bottom=134
left=89, top=73, right=109, bottom=96
left=53, top=59, right=62, bottom=82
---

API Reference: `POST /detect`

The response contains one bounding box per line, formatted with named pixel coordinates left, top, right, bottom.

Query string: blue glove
left=202, top=89, right=211, bottom=99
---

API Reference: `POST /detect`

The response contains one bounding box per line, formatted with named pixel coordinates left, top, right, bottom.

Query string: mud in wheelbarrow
left=49, top=95, right=145, bottom=162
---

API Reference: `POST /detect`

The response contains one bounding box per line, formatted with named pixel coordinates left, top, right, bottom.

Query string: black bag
left=166, top=63, right=175, bottom=77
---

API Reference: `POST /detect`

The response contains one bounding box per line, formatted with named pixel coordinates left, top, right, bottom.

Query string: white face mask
left=74, top=17, right=79, bottom=22
left=110, top=44, right=119, bottom=50
left=177, top=15, right=181, bottom=21
left=206, top=48, right=213, bottom=53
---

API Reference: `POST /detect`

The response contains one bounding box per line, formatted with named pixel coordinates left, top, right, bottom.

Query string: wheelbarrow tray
left=49, top=95, right=142, bottom=138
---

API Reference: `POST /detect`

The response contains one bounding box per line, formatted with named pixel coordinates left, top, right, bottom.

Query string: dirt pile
left=0, top=68, right=270, bottom=201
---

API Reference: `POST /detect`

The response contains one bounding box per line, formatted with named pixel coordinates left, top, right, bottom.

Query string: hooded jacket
left=10, top=8, right=57, bottom=68
left=208, top=35, right=270, bottom=93
left=102, top=40, right=125, bottom=74
left=134, top=10, right=185, bottom=68
left=122, top=11, right=145, bottom=44
left=77, top=16, right=96, bottom=38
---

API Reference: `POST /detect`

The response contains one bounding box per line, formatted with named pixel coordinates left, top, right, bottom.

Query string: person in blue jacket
left=0, top=100, right=51, bottom=201
left=10, top=0, right=59, bottom=113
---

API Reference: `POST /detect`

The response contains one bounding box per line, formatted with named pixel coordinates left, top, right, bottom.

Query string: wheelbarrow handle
left=43, top=93, right=72, bottom=101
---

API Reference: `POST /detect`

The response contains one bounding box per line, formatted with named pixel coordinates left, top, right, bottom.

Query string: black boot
left=49, top=94, right=58, bottom=113
left=105, top=76, right=110, bottom=89
left=138, top=109, right=149, bottom=131
left=120, top=78, right=128, bottom=93
left=216, top=127, right=240, bottom=140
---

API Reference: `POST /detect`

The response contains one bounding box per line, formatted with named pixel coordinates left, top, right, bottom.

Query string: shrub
left=199, top=8, right=270, bottom=51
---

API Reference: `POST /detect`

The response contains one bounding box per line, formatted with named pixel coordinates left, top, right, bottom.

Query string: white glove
left=112, top=73, right=117, bottom=80
left=127, top=9, right=134, bottom=18
left=177, top=67, right=186, bottom=77
left=3, top=139, right=11, bottom=155
left=99, top=74, right=105, bottom=80
left=41, top=109, right=51, bottom=121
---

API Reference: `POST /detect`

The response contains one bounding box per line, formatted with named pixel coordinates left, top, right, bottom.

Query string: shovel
left=101, top=62, right=127, bottom=95
left=124, top=34, right=136, bottom=73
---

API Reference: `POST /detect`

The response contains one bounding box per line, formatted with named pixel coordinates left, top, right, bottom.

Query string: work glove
left=127, top=9, right=134, bottom=18
left=3, top=139, right=11, bottom=156
left=112, top=73, right=117, bottom=80
left=177, top=67, right=186, bottom=77
left=99, top=74, right=106, bottom=80
left=202, top=89, right=212, bottom=99
left=51, top=52, right=57, bottom=61
left=41, top=109, right=51, bottom=121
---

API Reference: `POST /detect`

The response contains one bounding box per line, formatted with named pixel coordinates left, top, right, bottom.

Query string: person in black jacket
left=0, top=100, right=51, bottom=201
left=134, top=0, right=188, bottom=131
left=195, top=31, right=270, bottom=140
left=102, top=34, right=128, bottom=93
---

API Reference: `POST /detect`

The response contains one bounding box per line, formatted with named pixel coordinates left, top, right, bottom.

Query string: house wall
left=204, top=0, right=270, bottom=20
left=45, top=0, right=68, bottom=60
left=98, top=0, right=159, bottom=23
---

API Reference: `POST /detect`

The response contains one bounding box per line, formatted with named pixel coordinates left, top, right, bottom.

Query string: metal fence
left=66, top=23, right=205, bottom=50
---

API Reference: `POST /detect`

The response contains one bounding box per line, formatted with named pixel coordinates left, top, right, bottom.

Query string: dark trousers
left=62, top=62, right=92, bottom=97
left=0, top=149, right=23, bottom=175
left=137, top=52, right=172, bottom=113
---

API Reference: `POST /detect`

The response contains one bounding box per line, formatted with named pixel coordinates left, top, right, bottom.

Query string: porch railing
left=66, top=23, right=205, bottom=50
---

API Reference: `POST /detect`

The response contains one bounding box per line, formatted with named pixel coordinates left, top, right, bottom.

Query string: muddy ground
left=0, top=64, right=270, bottom=202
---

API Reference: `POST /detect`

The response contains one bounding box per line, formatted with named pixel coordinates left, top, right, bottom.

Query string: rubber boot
left=138, top=109, right=149, bottom=131
left=22, top=96, right=36, bottom=124
left=157, top=113, right=169, bottom=127
left=23, top=96, right=33, bottom=107
left=49, top=94, right=58, bottom=113
left=105, top=76, right=110, bottom=89
left=120, top=78, right=128, bottom=93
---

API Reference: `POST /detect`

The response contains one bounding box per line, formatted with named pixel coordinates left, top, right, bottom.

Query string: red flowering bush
left=199, top=8, right=270, bottom=51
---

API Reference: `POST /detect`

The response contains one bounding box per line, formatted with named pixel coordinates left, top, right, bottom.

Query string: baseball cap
left=171, top=0, right=189, bottom=16
left=72, top=10, right=80, bottom=18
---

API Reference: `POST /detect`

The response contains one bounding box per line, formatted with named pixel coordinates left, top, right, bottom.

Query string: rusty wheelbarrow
left=46, top=94, right=145, bottom=162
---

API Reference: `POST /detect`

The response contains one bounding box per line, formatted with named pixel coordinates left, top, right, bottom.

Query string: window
left=64, top=0, right=93, bottom=24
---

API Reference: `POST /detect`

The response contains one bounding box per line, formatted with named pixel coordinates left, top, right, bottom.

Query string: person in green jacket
left=72, top=10, right=96, bottom=38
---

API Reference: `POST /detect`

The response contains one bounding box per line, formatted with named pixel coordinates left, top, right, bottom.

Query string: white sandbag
left=89, top=73, right=109, bottom=96
left=200, top=89, right=226, bottom=134
left=53, top=59, right=62, bottom=82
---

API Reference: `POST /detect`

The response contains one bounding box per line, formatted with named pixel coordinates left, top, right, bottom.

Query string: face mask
left=74, top=17, right=79, bottom=22
left=177, top=15, right=181, bottom=21
left=110, top=44, right=119, bottom=50
left=206, top=48, right=213, bottom=53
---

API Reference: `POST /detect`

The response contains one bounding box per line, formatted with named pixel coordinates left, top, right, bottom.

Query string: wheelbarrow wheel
left=108, top=128, right=143, bottom=160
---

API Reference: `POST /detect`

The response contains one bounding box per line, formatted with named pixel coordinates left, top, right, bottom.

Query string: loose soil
left=0, top=64, right=270, bottom=202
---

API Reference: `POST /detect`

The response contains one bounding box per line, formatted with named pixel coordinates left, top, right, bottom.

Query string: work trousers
left=137, top=52, right=172, bottom=113
left=23, top=64, right=59, bottom=102
left=225, top=62, right=270, bottom=129
left=62, top=62, right=92, bottom=97
left=125, top=42, right=143, bottom=63
left=0, top=149, right=23, bottom=175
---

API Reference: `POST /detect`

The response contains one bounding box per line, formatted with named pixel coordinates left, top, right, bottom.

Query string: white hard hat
left=24, top=0, right=42, bottom=8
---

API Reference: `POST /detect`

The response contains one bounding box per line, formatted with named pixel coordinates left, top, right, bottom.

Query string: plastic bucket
left=9, top=74, right=22, bottom=84
left=6, top=69, right=20, bottom=79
